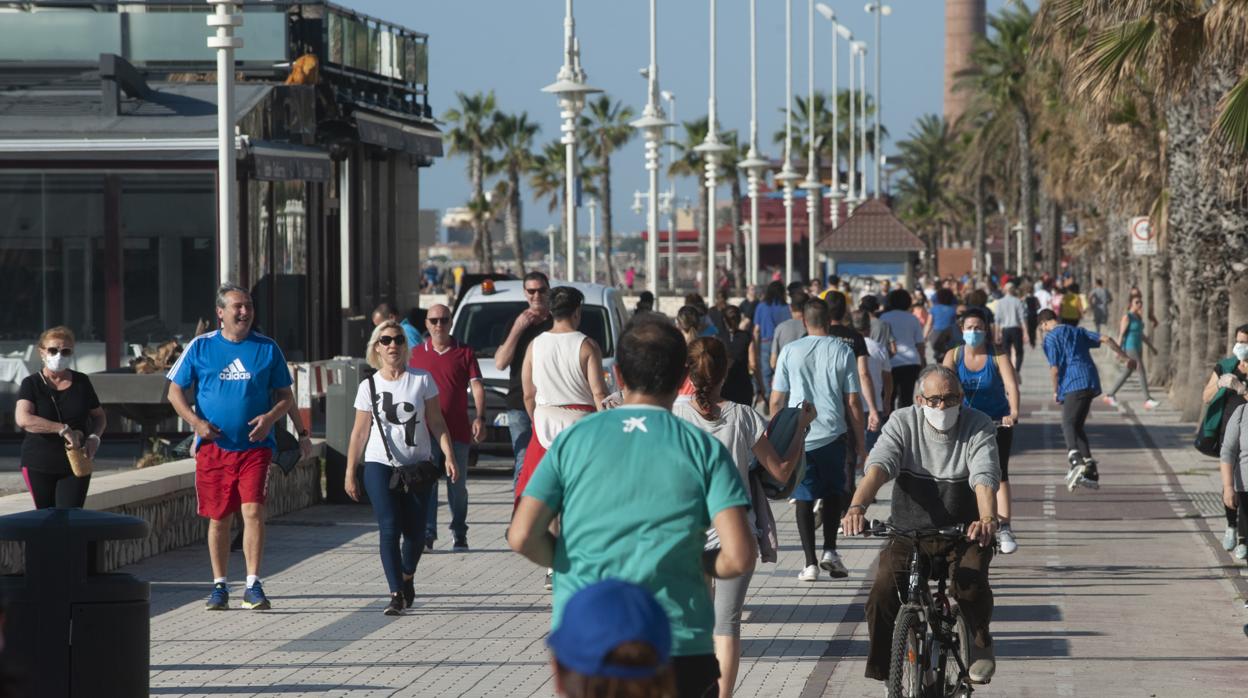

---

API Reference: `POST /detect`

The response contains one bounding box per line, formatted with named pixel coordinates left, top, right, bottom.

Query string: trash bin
left=324, top=356, right=371, bottom=503
left=0, top=508, right=149, bottom=698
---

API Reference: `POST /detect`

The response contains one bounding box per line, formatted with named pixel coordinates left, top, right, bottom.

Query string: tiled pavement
left=140, top=347, right=1248, bottom=697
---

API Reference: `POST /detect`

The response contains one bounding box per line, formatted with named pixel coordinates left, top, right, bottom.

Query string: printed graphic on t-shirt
left=622, top=416, right=648, bottom=433
left=218, top=358, right=252, bottom=381
left=372, top=389, right=422, bottom=447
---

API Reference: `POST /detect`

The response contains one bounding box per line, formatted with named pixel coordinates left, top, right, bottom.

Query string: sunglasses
left=524, top=287, right=549, bottom=296
left=377, top=335, right=406, bottom=346
left=43, top=347, right=73, bottom=357
left=427, top=317, right=450, bottom=325
left=920, top=394, right=962, bottom=408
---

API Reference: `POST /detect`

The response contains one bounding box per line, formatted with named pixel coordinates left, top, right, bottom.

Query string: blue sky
left=352, top=1, right=1010, bottom=236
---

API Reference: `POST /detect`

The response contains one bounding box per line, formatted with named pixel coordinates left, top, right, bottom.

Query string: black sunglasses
left=43, top=347, right=73, bottom=357
left=377, top=335, right=406, bottom=346
left=427, top=317, right=450, bottom=325
left=524, top=286, right=549, bottom=296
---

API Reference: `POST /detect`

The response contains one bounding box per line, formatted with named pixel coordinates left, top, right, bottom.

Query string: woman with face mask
left=1201, top=324, right=1248, bottom=554
left=943, top=308, right=1021, bottom=553
left=1104, top=296, right=1159, bottom=409
left=14, top=326, right=106, bottom=508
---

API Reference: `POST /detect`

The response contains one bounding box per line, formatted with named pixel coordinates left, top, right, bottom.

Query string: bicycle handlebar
left=863, top=519, right=966, bottom=539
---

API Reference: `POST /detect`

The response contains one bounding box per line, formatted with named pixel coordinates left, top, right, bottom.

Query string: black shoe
left=383, top=593, right=404, bottom=616
left=424, top=536, right=435, bottom=553
left=452, top=535, right=469, bottom=552
left=402, top=577, right=415, bottom=609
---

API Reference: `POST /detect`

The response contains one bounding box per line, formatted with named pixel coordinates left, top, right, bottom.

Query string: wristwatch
left=297, top=429, right=310, bottom=439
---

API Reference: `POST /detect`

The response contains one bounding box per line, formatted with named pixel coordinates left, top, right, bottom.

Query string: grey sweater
left=866, top=405, right=1001, bottom=528
left=1221, top=404, right=1248, bottom=491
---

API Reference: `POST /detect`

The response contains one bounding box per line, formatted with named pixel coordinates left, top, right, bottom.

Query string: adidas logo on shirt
left=219, top=358, right=252, bottom=381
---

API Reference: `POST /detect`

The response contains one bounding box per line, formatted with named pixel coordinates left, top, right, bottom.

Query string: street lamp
left=817, top=4, right=849, bottom=231
left=542, top=0, right=601, bottom=282
left=800, top=0, right=822, bottom=283
left=739, top=0, right=769, bottom=288
left=776, top=0, right=804, bottom=284
left=546, top=223, right=558, bottom=278
left=662, top=90, right=678, bottom=292
left=844, top=30, right=858, bottom=212
left=207, top=0, right=242, bottom=283
left=856, top=40, right=869, bottom=202
left=587, top=196, right=598, bottom=283
left=632, top=0, right=671, bottom=295
left=695, top=0, right=731, bottom=298
left=865, top=2, right=891, bottom=197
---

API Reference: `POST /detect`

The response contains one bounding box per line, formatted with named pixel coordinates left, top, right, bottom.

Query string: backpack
left=1196, top=357, right=1242, bottom=457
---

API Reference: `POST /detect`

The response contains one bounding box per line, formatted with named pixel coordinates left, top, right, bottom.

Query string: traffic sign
left=1130, top=216, right=1156, bottom=256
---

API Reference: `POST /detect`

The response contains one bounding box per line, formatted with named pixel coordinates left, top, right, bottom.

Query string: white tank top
left=531, top=330, right=595, bottom=407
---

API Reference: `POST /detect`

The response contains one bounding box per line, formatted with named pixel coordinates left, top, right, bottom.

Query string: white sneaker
left=820, top=551, right=849, bottom=578
left=1234, top=544, right=1248, bottom=561
left=544, top=569, right=553, bottom=591
left=798, top=564, right=819, bottom=582
left=1143, top=399, right=1159, bottom=409
left=1103, top=395, right=1118, bottom=407
left=997, top=525, right=1018, bottom=554
left=1223, top=526, right=1238, bottom=551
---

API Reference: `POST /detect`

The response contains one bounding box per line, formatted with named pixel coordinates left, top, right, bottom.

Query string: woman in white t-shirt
left=673, top=337, right=814, bottom=698
left=345, top=320, right=459, bottom=616
left=879, top=289, right=927, bottom=410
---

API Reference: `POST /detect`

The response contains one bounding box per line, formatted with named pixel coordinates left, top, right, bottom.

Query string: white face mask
left=1234, top=343, right=1248, bottom=362
left=43, top=352, right=70, bottom=372
left=922, top=403, right=960, bottom=431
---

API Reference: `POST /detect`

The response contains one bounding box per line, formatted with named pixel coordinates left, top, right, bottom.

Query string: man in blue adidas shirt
left=167, top=283, right=294, bottom=611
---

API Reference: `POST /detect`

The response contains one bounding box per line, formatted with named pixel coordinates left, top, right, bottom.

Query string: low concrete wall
left=0, top=446, right=323, bottom=574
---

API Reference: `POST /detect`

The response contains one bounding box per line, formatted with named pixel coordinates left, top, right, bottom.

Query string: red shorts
left=195, top=442, right=272, bottom=520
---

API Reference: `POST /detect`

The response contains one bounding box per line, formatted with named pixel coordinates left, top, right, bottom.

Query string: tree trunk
left=507, top=170, right=525, bottom=275
left=470, top=149, right=490, bottom=272
left=1207, top=290, right=1227, bottom=371
left=973, top=172, right=987, bottom=283
left=1184, top=285, right=1210, bottom=421
left=1151, top=251, right=1172, bottom=386
left=1015, top=108, right=1035, bottom=274
left=600, top=153, right=616, bottom=287
left=730, top=173, right=745, bottom=293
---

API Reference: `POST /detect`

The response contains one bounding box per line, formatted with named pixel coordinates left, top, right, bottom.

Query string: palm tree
left=489, top=112, right=540, bottom=274
left=669, top=118, right=711, bottom=290
left=721, top=130, right=748, bottom=291
left=529, top=139, right=568, bottom=276
left=444, top=91, right=499, bottom=271
left=580, top=96, right=636, bottom=287
left=960, top=2, right=1036, bottom=274
left=895, top=114, right=960, bottom=278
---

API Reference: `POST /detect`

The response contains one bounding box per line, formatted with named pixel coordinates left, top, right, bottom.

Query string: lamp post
left=817, top=4, right=848, bottom=232
left=632, top=0, right=671, bottom=295
left=662, top=90, right=678, bottom=293
left=587, top=196, right=598, bottom=283
left=695, top=0, right=731, bottom=298
left=207, top=0, right=242, bottom=283
left=800, top=0, right=822, bottom=283
left=845, top=33, right=857, bottom=212
left=543, top=0, right=600, bottom=282
left=546, top=223, right=558, bottom=278
left=865, top=2, right=891, bottom=197
left=856, top=40, right=869, bottom=202
left=776, top=0, right=804, bottom=284
left=738, top=0, right=769, bottom=289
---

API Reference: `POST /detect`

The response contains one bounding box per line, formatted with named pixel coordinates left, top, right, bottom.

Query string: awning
left=248, top=141, right=332, bottom=182
left=354, top=109, right=443, bottom=158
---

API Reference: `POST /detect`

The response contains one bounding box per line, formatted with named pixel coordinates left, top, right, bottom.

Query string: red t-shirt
left=408, top=339, right=482, bottom=444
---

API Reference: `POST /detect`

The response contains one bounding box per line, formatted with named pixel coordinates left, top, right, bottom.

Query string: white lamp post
left=207, top=0, right=242, bottom=283
left=817, top=5, right=849, bottom=231
left=738, top=0, right=769, bottom=289
left=800, top=0, right=822, bottom=283
left=662, top=90, right=678, bottom=293
left=695, top=0, right=731, bottom=299
left=845, top=32, right=858, bottom=212
left=542, top=0, right=600, bottom=282
left=866, top=2, right=891, bottom=197
left=632, top=0, right=671, bottom=295
left=856, top=40, right=868, bottom=201
left=546, top=223, right=558, bottom=278
left=587, top=197, right=598, bottom=283
left=776, top=0, right=804, bottom=284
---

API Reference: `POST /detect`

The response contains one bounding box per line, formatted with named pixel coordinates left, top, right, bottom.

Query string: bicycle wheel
left=887, top=605, right=927, bottom=698
left=939, top=606, right=972, bottom=697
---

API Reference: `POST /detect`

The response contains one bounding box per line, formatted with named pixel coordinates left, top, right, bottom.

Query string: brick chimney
left=943, top=0, right=985, bottom=124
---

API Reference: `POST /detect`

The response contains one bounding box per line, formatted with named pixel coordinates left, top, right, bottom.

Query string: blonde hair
left=38, top=326, right=75, bottom=348
left=366, top=320, right=411, bottom=370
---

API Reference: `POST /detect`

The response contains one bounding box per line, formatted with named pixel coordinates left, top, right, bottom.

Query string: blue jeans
left=507, top=408, right=532, bottom=485
left=426, top=441, right=470, bottom=540
left=759, top=339, right=774, bottom=398
left=361, top=461, right=429, bottom=594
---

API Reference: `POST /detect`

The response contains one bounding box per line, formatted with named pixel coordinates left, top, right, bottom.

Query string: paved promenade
left=139, top=351, right=1248, bottom=697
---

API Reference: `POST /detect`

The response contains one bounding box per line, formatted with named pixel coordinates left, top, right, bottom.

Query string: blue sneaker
left=205, top=582, right=229, bottom=611
left=241, top=581, right=271, bottom=610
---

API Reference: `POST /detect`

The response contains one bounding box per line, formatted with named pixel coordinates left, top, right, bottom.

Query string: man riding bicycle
left=841, top=365, right=1002, bottom=685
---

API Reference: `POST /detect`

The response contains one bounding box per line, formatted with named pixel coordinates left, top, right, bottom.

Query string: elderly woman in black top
left=14, top=326, right=105, bottom=508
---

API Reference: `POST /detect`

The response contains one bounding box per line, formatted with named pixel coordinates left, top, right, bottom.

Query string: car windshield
left=453, top=301, right=613, bottom=358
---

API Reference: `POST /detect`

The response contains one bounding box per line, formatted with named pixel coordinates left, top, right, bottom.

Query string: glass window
left=248, top=179, right=309, bottom=361
left=452, top=301, right=613, bottom=359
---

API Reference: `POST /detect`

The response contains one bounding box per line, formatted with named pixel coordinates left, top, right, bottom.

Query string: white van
left=449, top=280, right=630, bottom=465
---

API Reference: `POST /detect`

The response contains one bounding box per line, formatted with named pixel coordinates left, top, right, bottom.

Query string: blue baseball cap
left=546, top=579, right=672, bottom=679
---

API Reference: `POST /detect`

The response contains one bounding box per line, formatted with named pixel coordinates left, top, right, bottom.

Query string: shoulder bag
left=366, top=374, right=440, bottom=493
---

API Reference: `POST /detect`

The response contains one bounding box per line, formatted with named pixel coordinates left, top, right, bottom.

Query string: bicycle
left=864, top=519, right=983, bottom=698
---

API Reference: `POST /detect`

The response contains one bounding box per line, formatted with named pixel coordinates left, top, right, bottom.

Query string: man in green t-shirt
left=509, top=318, right=755, bottom=698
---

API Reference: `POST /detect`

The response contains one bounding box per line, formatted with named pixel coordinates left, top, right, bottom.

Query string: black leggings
left=892, top=364, right=921, bottom=410
left=795, top=495, right=840, bottom=567
left=1060, top=389, right=1096, bottom=460
left=23, top=468, right=90, bottom=509
left=1226, top=493, right=1248, bottom=543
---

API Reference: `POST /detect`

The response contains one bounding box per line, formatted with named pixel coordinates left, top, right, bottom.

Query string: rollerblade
left=1065, top=452, right=1099, bottom=491
left=1078, top=457, right=1100, bottom=490
left=1064, top=450, right=1085, bottom=492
